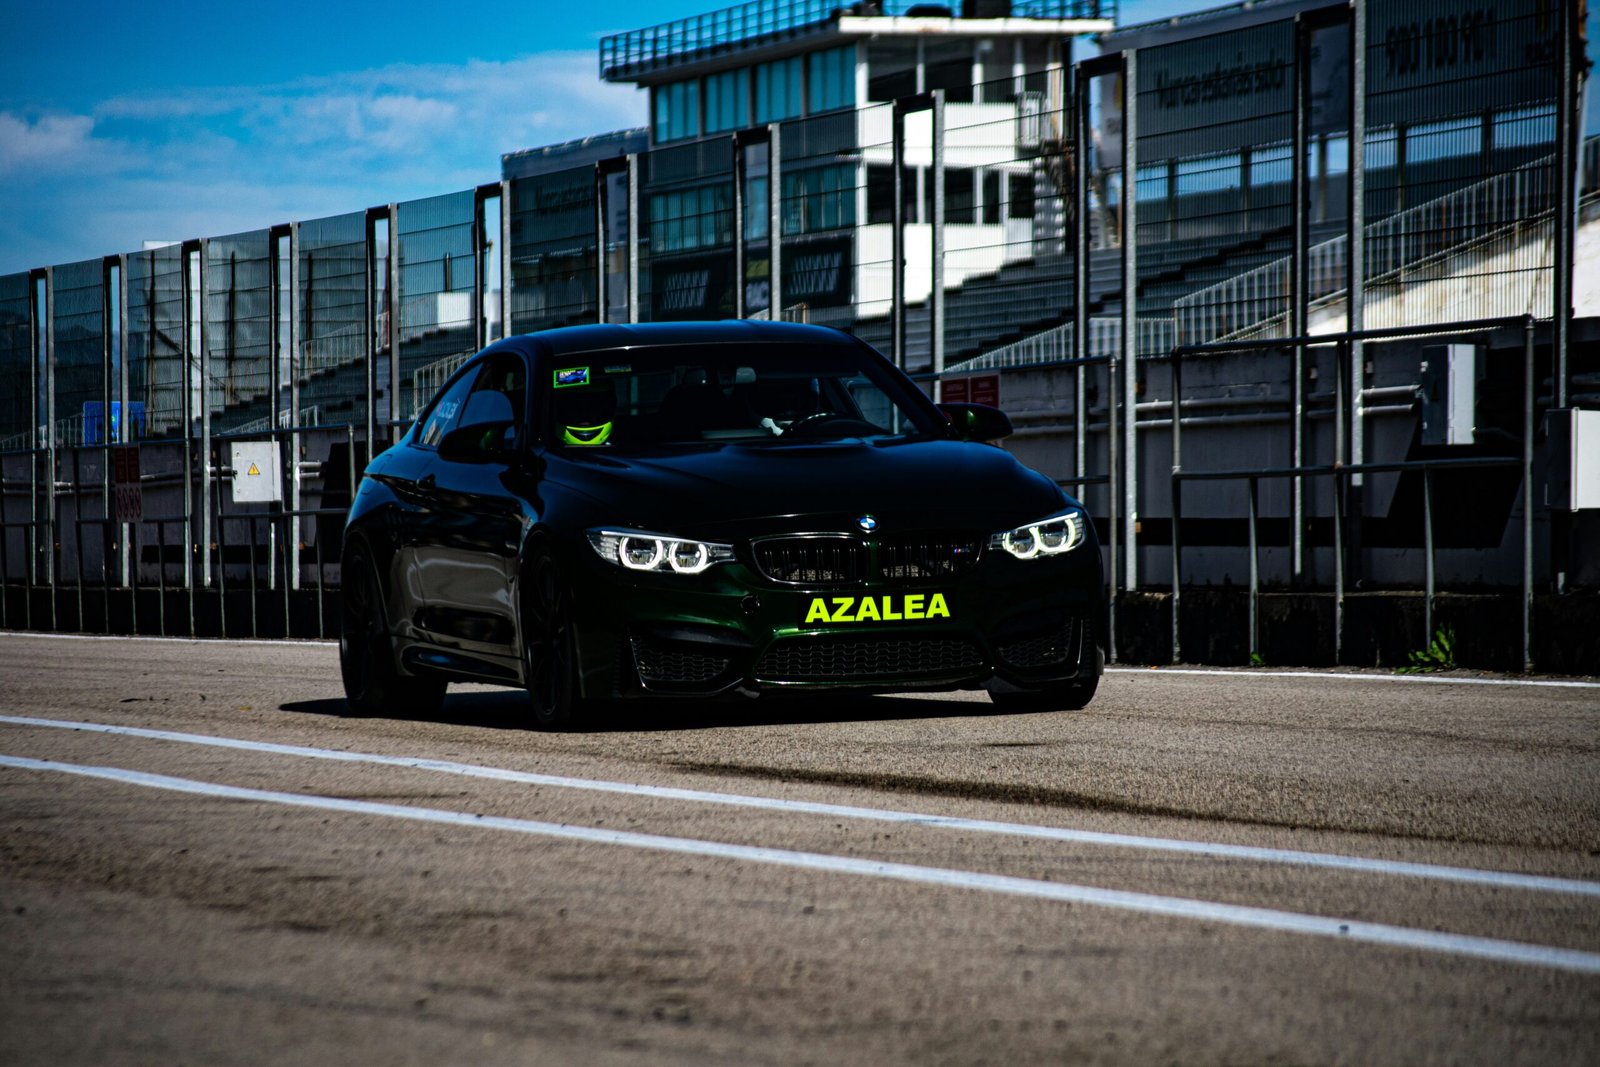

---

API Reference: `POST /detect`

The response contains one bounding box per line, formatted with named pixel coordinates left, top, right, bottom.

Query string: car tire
left=340, top=542, right=446, bottom=718
left=522, top=552, right=587, bottom=730
left=989, top=671, right=1098, bottom=712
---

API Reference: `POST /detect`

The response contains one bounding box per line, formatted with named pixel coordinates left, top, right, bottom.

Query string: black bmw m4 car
left=340, top=321, right=1105, bottom=727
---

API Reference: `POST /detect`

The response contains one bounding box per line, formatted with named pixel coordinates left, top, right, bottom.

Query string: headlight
left=989, top=508, right=1087, bottom=560
left=587, top=528, right=735, bottom=575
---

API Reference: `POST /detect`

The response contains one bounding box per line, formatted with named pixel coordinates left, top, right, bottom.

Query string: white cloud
left=1, top=50, right=645, bottom=274
left=0, top=112, right=98, bottom=174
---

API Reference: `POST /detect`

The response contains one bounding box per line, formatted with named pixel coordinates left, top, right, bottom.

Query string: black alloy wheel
left=522, top=553, right=587, bottom=729
left=340, top=543, right=445, bottom=718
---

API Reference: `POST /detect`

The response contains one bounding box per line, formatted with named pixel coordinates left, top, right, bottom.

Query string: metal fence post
left=1554, top=0, right=1579, bottom=409
left=1072, top=65, right=1089, bottom=503
left=732, top=134, right=747, bottom=319
left=116, top=253, right=130, bottom=590
left=1248, top=475, right=1259, bottom=662
left=931, top=90, right=946, bottom=399
left=1170, top=341, right=1182, bottom=665
left=1347, top=0, right=1367, bottom=593
left=1522, top=317, right=1535, bottom=672
left=768, top=123, right=782, bottom=322
left=1333, top=466, right=1345, bottom=666
left=625, top=161, right=639, bottom=323
left=500, top=180, right=514, bottom=337
left=363, top=210, right=381, bottom=451
left=288, top=223, right=302, bottom=592
left=1120, top=49, right=1139, bottom=596
left=1423, top=464, right=1434, bottom=642
left=891, top=100, right=907, bottom=370
left=197, top=239, right=212, bottom=591
left=42, top=266, right=57, bottom=598
left=1291, top=14, right=1311, bottom=584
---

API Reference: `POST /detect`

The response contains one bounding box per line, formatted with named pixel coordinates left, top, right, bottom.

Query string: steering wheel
left=784, top=411, right=883, bottom=437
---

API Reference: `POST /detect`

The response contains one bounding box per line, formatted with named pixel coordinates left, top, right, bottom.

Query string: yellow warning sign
left=247, top=463, right=261, bottom=476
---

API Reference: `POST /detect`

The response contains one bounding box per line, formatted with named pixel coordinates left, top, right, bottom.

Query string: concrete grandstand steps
left=852, top=228, right=1289, bottom=367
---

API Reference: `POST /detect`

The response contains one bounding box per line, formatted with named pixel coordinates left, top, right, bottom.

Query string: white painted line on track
left=1106, top=667, right=1600, bottom=690
left=5, top=714, right=1597, bottom=899
left=0, top=630, right=334, bottom=647
left=3, top=753, right=1597, bottom=975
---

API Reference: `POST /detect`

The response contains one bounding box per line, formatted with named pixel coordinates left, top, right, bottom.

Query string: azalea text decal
left=804, top=593, right=950, bottom=625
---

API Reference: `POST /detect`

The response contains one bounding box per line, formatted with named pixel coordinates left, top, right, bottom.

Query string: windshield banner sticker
left=554, top=367, right=591, bottom=388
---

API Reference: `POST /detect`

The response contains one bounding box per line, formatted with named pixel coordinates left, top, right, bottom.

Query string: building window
left=705, top=68, right=750, bottom=134
left=982, top=170, right=1001, bottom=224
left=653, top=80, right=701, bottom=144
left=923, top=41, right=974, bottom=104
left=745, top=176, right=769, bottom=240
left=807, top=46, right=856, bottom=114
left=783, top=164, right=857, bottom=235
left=867, top=40, right=917, bottom=102
left=977, top=39, right=1014, bottom=102
left=754, top=57, right=803, bottom=124
left=1008, top=173, right=1034, bottom=220
left=867, top=164, right=916, bottom=225
left=650, top=184, right=732, bottom=253
left=943, top=168, right=975, bottom=224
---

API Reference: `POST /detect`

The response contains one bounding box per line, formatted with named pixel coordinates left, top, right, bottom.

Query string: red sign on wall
left=942, top=375, right=999, bottom=408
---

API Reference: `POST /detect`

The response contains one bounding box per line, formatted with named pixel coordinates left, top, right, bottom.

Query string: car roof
left=488, top=320, right=861, bottom=360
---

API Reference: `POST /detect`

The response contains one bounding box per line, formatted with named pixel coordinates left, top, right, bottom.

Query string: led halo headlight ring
left=587, top=529, right=734, bottom=576
left=990, top=508, right=1086, bottom=561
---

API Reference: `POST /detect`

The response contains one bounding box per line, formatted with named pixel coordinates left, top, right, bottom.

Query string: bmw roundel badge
left=857, top=515, right=878, bottom=533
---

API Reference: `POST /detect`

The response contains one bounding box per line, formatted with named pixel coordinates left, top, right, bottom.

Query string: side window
left=415, top=365, right=480, bottom=449
left=458, top=355, right=527, bottom=452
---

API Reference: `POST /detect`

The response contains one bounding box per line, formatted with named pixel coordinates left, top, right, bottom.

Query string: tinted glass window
left=705, top=68, right=749, bottom=134
left=457, top=354, right=528, bottom=452
left=541, top=343, right=944, bottom=451
left=924, top=41, right=974, bottom=104
left=867, top=40, right=917, bottom=102
left=653, top=80, right=701, bottom=143
left=807, top=45, right=856, bottom=113
left=754, top=57, right=803, bottom=123
left=414, top=365, right=480, bottom=448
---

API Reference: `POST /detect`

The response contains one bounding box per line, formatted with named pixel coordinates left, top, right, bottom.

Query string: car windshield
left=541, top=343, right=944, bottom=450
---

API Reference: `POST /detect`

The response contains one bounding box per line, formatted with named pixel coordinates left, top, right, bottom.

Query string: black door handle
left=418, top=473, right=436, bottom=491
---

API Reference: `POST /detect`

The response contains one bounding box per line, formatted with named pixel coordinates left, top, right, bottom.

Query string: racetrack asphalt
left=1, top=632, right=1597, bottom=1065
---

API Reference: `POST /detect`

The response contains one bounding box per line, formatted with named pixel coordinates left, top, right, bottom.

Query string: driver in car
left=557, top=380, right=617, bottom=446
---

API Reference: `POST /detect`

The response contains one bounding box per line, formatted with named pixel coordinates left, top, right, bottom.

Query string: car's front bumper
left=566, top=545, right=1104, bottom=700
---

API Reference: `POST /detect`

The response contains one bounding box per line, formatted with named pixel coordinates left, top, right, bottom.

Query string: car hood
left=542, top=437, right=1069, bottom=537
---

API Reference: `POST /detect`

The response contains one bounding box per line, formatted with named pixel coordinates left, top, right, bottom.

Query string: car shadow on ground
left=279, top=687, right=1029, bottom=734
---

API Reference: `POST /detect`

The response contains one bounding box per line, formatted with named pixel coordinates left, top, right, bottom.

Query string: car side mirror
left=938, top=402, right=1013, bottom=443
left=437, top=420, right=516, bottom=462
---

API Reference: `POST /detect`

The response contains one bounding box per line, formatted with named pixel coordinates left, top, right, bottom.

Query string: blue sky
left=0, top=1, right=1237, bottom=275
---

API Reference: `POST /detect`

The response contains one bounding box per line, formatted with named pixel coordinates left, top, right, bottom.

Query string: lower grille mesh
left=756, top=637, right=983, bottom=682
left=997, top=620, right=1078, bottom=670
left=631, top=636, right=730, bottom=685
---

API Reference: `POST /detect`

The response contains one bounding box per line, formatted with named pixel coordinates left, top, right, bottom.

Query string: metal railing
left=231, top=405, right=321, bottom=436
left=1168, top=317, right=1539, bottom=671
left=1, top=424, right=357, bottom=640
left=952, top=315, right=1175, bottom=372
left=600, top=0, right=1113, bottom=79
left=302, top=323, right=373, bottom=380
left=1173, top=146, right=1585, bottom=345
left=411, top=352, right=472, bottom=417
